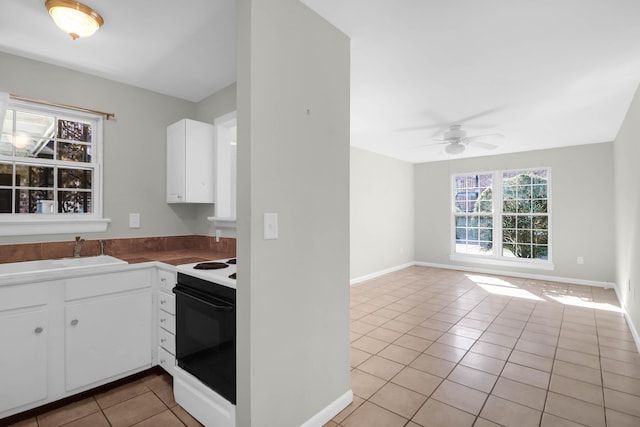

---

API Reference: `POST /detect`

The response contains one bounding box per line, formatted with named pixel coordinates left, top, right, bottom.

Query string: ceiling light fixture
left=445, top=142, right=465, bottom=155
left=45, top=0, right=103, bottom=40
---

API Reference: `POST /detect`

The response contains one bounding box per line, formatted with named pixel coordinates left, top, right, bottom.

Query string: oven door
left=174, top=285, right=236, bottom=404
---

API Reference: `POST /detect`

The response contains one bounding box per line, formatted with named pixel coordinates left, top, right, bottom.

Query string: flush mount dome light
left=45, top=0, right=103, bottom=40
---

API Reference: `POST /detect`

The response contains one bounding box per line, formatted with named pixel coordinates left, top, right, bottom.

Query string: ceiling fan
left=426, top=124, right=503, bottom=155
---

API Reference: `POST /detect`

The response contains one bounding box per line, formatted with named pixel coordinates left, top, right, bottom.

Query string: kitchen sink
left=0, top=255, right=128, bottom=277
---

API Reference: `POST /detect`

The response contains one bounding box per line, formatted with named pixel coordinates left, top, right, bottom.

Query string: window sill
left=0, top=217, right=111, bottom=236
left=450, top=253, right=555, bottom=271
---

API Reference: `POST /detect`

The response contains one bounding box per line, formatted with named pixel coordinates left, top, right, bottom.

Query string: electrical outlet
left=215, top=229, right=221, bottom=243
left=129, top=213, right=140, bottom=228
left=577, top=256, right=584, bottom=265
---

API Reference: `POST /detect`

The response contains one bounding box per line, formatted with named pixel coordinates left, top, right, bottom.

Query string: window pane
left=532, top=199, right=547, bottom=213
left=58, top=168, right=92, bottom=189
left=532, top=185, right=547, bottom=198
left=516, top=200, right=531, bottom=213
left=502, top=215, right=516, bottom=228
left=0, top=134, right=12, bottom=155
left=16, top=189, right=54, bottom=213
left=57, top=142, right=92, bottom=163
left=503, top=243, right=515, bottom=257
left=13, top=137, right=55, bottom=159
left=15, top=111, right=55, bottom=138
left=533, top=245, right=548, bottom=260
left=58, top=119, right=92, bottom=142
left=0, top=189, right=13, bottom=213
left=455, top=216, right=467, bottom=227
left=15, top=165, right=54, bottom=188
left=517, top=215, right=531, bottom=229
left=532, top=216, right=548, bottom=230
left=478, top=200, right=492, bottom=212
left=515, top=244, right=533, bottom=258
left=456, top=228, right=466, bottom=240
left=517, top=230, right=532, bottom=243
left=0, top=163, right=12, bottom=184
left=479, top=216, right=492, bottom=228
left=479, top=229, right=492, bottom=241
left=517, top=185, right=532, bottom=200
left=2, top=109, right=13, bottom=133
left=533, top=230, right=548, bottom=244
left=58, top=190, right=91, bottom=213
left=503, top=200, right=517, bottom=213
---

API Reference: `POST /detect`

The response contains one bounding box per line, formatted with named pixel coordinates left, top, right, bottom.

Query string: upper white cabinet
left=167, top=119, right=215, bottom=204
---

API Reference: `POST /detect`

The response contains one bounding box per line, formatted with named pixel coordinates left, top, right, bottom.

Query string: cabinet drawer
left=0, top=284, right=48, bottom=311
left=158, top=327, right=175, bottom=354
left=159, top=311, right=175, bottom=334
left=158, top=291, right=175, bottom=315
left=158, top=270, right=176, bottom=293
left=158, top=347, right=176, bottom=376
left=65, top=269, right=151, bottom=301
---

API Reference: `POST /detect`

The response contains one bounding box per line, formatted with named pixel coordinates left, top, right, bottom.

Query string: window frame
left=450, top=167, right=554, bottom=270
left=0, top=99, right=109, bottom=236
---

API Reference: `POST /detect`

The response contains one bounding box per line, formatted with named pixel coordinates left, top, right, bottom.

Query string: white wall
left=350, top=147, right=414, bottom=280
left=236, top=0, right=351, bottom=425
left=614, top=84, right=640, bottom=336
left=0, top=52, right=235, bottom=244
left=415, top=143, right=615, bottom=283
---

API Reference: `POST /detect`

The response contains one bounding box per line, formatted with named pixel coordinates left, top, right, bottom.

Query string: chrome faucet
left=73, top=236, right=85, bottom=258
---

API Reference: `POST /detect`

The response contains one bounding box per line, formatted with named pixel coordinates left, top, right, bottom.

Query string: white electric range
left=176, top=258, right=237, bottom=289
left=173, top=257, right=237, bottom=427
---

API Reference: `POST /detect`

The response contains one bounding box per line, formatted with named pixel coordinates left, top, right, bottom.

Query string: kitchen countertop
left=117, top=249, right=235, bottom=266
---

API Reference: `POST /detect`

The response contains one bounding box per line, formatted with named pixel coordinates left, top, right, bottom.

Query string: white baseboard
left=350, top=262, right=416, bottom=285
left=414, top=261, right=616, bottom=289
left=300, top=389, right=353, bottom=427
left=612, top=283, right=640, bottom=354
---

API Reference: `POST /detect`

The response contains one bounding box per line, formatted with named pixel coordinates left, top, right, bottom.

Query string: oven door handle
left=173, top=287, right=234, bottom=312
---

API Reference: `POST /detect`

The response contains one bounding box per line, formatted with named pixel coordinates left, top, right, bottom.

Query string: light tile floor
left=328, top=266, right=640, bottom=427
left=6, top=369, right=202, bottom=427
left=6, top=265, right=640, bottom=427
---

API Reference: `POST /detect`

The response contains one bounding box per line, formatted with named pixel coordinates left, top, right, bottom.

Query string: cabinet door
left=0, top=310, right=48, bottom=413
left=65, top=291, right=152, bottom=391
left=166, top=120, right=186, bottom=203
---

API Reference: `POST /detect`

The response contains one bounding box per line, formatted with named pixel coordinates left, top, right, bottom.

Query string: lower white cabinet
left=157, top=269, right=177, bottom=376
left=65, top=291, right=152, bottom=391
left=0, top=309, right=48, bottom=414
left=0, top=267, right=154, bottom=420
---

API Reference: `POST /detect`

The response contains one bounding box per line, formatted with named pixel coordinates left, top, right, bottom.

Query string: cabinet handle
left=160, top=277, right=167, bottom=282
left=160, top=318, right=166, bottom=323
left=160, top=300, right=166, bottom=305
left=70, top=319, right=79, bottom=326
left=160, top=338, right=166, bottom=343
left=34, top=327, right=44, bottom=334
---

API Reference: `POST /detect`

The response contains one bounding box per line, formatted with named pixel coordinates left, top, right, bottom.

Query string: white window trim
left=449, top=168, right=554, bottom=271
left=0, top=98, right=110, bottom=236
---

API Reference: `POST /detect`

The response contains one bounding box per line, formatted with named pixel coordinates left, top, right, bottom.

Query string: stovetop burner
left=193, top=262, right=229, bottom=270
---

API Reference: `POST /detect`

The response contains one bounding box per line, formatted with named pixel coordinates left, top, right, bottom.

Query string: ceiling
left=0, top=0, right=236, bottom=103
left=2, top=1, right=640, bottom=163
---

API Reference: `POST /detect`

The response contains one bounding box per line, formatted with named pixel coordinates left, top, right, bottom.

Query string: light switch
left=263, top=213, right=278, bottom=240
left=129, top=213, right=141, bottom=228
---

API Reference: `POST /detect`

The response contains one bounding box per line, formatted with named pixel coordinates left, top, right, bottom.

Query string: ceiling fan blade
left=451, top=107, right=503, bottom=125
left=410, top=141, right=449, bottom=149
left=470, top=141, right=498, bottom=150
left=463, top=133, right=504, bottom=142
left=394, top=124, right=441, bottom=133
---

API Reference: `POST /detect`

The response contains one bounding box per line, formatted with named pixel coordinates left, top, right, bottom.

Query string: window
left=452, top=168, right=551, bottom=268
left=0, top=98, right=108, bottom=235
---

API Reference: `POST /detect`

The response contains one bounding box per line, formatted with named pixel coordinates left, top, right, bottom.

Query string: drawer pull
left=34, top=327, right=44, bottom=334
left=160, top=318, right=166, bottom=323
left=160, top=300, right=166, bottom=305
left=161, top=277, right=167, bottom=282
left=70, top=319, right=79, bottom=326
left=161, top=338, right=166, bottom=343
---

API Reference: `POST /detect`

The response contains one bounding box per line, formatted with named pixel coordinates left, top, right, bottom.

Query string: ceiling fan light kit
left=45, top=0, right=103, bottom=40
left=444, top=142, right=466, bottom=155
